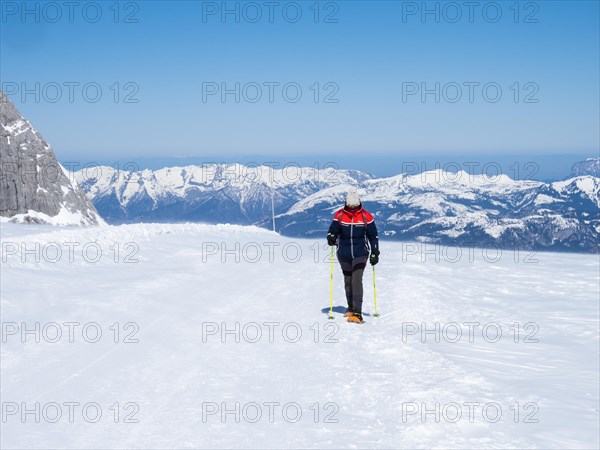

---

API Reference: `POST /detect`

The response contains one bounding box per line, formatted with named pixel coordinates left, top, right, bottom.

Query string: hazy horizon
left=58, top=152, right=596, bottom=181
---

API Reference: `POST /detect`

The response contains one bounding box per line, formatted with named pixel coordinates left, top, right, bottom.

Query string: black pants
left=342, top=263, right=366, bottom=313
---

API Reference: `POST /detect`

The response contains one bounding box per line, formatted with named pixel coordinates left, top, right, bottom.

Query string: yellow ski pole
left=328, top=246, right=334, bottom=320
left=372, top=265, right=380, bottom=317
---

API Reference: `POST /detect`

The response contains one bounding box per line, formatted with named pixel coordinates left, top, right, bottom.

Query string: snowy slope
left=1, top=223, right=598, bottom=449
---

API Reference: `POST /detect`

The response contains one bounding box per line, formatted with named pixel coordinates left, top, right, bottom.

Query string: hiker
left=327, top=191, right=380, bottom=323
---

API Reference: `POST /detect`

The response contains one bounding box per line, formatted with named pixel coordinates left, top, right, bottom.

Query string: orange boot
left=347, top=312, right=364, bottom=324
left=343, top=308, right=354, bottom=317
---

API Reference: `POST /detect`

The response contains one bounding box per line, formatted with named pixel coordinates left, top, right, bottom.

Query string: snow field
left=1, top=223, right=598, bottom=448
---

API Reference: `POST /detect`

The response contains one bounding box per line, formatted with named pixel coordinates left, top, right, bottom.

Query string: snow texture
left=1, top=223, right=598, bottom=448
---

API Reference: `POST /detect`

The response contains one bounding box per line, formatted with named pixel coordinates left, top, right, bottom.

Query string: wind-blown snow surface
left=1, top=223, right=598, bottom=449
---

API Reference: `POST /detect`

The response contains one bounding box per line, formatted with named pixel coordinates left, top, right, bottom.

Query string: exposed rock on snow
left=0, top=92, right=103, bottom=226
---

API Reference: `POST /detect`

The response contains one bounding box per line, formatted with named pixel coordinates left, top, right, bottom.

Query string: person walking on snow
left=327, top=191, right=380, bottom=324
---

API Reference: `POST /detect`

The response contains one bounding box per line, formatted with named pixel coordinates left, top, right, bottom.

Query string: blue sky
left=1, top=0, right=599, bottom=167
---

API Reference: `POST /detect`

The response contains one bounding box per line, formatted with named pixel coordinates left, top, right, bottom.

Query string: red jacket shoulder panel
left=362, top=210, right=374, bottom=223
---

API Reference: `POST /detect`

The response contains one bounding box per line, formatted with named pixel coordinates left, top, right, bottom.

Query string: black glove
left=327, top=233, right=337, bottom=246
left=370, top=251, right=379, bottom=266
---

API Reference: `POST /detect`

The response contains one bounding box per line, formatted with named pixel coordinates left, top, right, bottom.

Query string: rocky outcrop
left=0, top=92, right=103, bottom=225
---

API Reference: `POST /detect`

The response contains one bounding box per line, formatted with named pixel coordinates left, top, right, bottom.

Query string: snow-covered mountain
left=0, top=92, right=103, bottom=226
left=75, top=164, right=599, bottom=252
left=570, top=157, right=600, bottom=178
left=73, top=164, right=370, bottom=224
left=275, top=170, right=600, bottom=252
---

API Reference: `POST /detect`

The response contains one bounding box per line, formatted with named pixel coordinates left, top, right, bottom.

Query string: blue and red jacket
left=328, top=205, right=379, bottom=262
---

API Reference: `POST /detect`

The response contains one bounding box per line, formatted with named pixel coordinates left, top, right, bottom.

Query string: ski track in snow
left=1, top=223, right=598, bottom=449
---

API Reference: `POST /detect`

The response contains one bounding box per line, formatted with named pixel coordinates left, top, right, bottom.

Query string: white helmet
left=345, top=190, right=360, bottom=207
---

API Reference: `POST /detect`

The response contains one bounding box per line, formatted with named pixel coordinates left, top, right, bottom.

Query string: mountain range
left=1, top=91, right=597, bottom=252
left=73, top=163, right=600, bottom=252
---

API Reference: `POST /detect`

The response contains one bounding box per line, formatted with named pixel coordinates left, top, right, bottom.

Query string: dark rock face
left=0, top=92, right=103, bottom=225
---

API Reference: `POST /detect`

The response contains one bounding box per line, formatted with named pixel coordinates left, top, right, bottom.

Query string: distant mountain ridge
left=73, top=164, right=370, bottom=224
left=74, top=164, right=600, bottom=253
left=570, top=157, right=600, bottom=178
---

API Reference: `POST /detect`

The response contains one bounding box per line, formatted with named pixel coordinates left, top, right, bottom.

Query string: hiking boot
left=347, top=312, right=364, bottom=324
